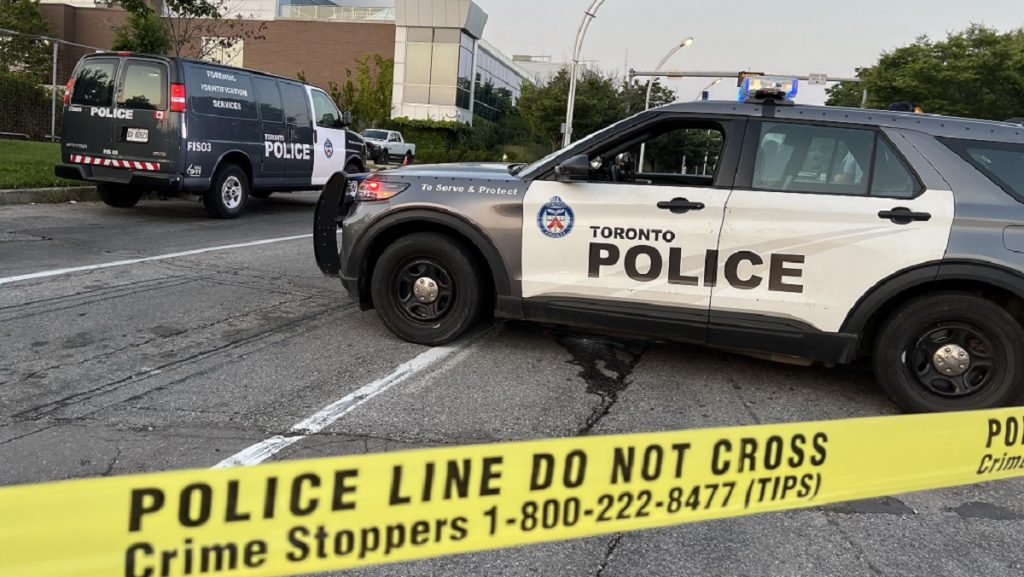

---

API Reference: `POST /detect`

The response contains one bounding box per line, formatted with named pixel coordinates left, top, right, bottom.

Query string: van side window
left=280, top=83, right=310, bottom=126
left=311, top=90, right=340, bottom=128
left=71, top=59, right=118, bottom=107
left=117, top=61, right=167, bottom=110
left=253, top=77, right=283, bottom=122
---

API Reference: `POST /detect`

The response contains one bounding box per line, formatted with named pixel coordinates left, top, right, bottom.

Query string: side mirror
left=555, top=154, right=591, bottom=182
left=341, top=111, right=352, bottom=127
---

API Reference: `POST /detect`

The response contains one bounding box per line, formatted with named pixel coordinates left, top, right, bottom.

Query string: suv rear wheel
left=204, top=164, right=249, bottom=219
left=371, top=232, right=486, bottom=345
left=873, top=292, right=1024, bottom=412
left=96, top=183, right=144, bottom=208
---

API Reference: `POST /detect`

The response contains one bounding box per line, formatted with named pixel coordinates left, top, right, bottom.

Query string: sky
left=473, top=0, right=1024, bottom=104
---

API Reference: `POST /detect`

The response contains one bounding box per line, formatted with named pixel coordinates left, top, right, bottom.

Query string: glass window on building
left=404, top=27, right=475, bottom=111
left=473, top=47, right=523, bottom=122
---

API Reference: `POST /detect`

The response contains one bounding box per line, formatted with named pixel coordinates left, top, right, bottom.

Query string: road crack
left=557, top=334, right=647, bottom=436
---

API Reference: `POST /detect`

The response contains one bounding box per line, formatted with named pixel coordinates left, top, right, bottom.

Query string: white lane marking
left=0, top=234, right=313, bottom=286
left=213, top=344, right=461, bottom=468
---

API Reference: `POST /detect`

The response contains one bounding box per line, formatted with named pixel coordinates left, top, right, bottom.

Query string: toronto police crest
left=324, top=138, right=334, bottom=158
left=537, top=196, right=574, bottom=238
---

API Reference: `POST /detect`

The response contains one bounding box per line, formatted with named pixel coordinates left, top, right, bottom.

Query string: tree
left=824, top=81, right=864, bottom=108
left=112, top=9, right=173, bottom=55
left=619, top=77, right=676, bottom=115
left=518, top=68, right=623, bottom=150
left=826, top=25, right=1024, bottom=120
left=115, top=0, right=266, bottom=61
left=334, top=55, right=393, bottom=131
left=0, top=0, right=51, bottom=79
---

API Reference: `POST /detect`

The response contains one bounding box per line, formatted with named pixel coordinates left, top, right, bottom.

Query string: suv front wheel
left=204, top=164, right=249, bottom=219
left=371, top=232, right=487, bottom=346
left=873, top=292, right=1024, bottom=412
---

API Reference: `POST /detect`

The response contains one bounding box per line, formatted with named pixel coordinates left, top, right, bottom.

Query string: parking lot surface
left=2, top=196, right=1022, bottom=576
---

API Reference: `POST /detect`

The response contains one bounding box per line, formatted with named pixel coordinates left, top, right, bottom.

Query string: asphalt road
left=1, top=195, right=1022, bottom=577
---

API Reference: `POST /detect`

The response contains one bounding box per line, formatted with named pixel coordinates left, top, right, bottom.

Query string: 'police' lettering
left=587, top=244, right=805, bottom=293
left=264, top=141, right=311, bottom=160
left=90, top=107, right=134, bottom=119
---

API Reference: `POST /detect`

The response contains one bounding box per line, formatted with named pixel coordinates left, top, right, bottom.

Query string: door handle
left=878, top=207, right=931, bottom=225
left=657, top=198, right=705, bottom=214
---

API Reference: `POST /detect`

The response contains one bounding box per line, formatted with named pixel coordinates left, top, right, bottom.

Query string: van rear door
left=110, top=58, right=178, bottom=174
left=62, top=56, right=120, bottom=164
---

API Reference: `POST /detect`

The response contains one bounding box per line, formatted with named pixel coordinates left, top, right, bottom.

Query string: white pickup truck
left=360, top=129, right=416, bottom=165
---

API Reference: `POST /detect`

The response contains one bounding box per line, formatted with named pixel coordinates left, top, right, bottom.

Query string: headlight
left=356, top=178, right=410, bottom=201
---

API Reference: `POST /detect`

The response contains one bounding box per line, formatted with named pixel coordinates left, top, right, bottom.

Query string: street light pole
left=695, top=77, right=722, bottom=100
left=638, top=36, right=692, bottom=170
left=563, top=0, right=606, bottom=149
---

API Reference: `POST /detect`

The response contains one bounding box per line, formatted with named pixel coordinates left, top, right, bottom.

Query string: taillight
left=170, top=83, right=186, bottom=112
left=63, top=78, right=73, bottom=105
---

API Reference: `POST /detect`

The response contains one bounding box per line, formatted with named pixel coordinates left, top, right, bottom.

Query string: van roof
left=83, top=52, right=307, bottom=86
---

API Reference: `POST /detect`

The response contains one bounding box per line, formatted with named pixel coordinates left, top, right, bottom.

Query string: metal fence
left=0, top=28, right=104, bottom=141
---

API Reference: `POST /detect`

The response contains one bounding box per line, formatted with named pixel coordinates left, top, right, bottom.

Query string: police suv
left=56, top=52, right=367, bottom=218
left=315, top=78, right=1024, bottom=413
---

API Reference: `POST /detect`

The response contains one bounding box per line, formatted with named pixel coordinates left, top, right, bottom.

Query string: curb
left=0, top=186, right=98, bottom=205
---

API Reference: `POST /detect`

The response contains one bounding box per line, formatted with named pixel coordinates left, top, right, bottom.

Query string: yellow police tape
left=2, top=409, right=1023, bottom=577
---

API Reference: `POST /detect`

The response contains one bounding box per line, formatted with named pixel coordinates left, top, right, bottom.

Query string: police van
left=56, top=52, right=367, bottom=218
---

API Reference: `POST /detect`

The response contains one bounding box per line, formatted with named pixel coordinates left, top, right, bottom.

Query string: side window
left=871, top=138, right=918, bottom=198
left=752, top=122, right=874, bottom=195
left=117, top=61, right=167, bottom=110
left=253, top=77, right=283, bottom=123
left=638, top=127, right=723, bottom=176
left=575, top=121, right=726, bottom=188
left=280, top=83, right=310, bottom=126
left=71, top=58, right=118, bottom=107
left=943, top=138, right=1024, bottom=202
left=310, top=89, right=340, bottom=128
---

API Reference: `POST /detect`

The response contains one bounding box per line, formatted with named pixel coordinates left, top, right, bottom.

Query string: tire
left=344, top=162, right=360, bottom=175
left=376, top=149, right=389, bottom=165
left=873, top=292, right=1024, bottom=412
left=403, top=151, right=414, bottom=165
left=203, top=164, right=248, bottom=219
left=250, top=190, right=273, bottom=199
left=96, top=183, right=144, bottom=208
left=371, top=232, right=487, bottom=345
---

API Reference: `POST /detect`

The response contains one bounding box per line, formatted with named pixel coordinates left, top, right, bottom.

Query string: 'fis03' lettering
left=588, top=243, right=805, bottom=293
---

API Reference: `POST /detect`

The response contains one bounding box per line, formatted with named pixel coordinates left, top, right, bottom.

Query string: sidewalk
left=0, top=186, right=97, bottom=205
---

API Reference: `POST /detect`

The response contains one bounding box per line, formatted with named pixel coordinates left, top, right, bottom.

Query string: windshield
left=518, top=114, right=643, bottom=179
left=362, top=130, right=389, bottom=139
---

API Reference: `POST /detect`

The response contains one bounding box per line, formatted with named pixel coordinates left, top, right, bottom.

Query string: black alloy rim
left=903, top=322, right=998, bottom=398
left=393, top=258, right=455, bottom=322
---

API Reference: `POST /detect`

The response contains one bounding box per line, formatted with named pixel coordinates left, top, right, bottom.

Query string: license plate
left=126, top=128, right=149, bottom=143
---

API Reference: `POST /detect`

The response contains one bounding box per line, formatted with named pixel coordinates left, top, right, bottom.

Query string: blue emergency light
left=739, top=76, right=799, bottom=102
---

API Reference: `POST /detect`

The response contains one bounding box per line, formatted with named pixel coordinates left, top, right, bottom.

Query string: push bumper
left=55, top=163, right=183, bottom=192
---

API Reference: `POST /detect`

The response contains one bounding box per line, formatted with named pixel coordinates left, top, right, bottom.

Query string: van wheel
left=97, top=183, right=144, bottom=208
left=873, top=292, right=1024, bottom=412
left=371, top=232, right=486, bottom=346
left=204, top=164, right=248, bottom=219
left=251, top=191, right=273, bottom=199
left=344, top=162, right=360, bottom=175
